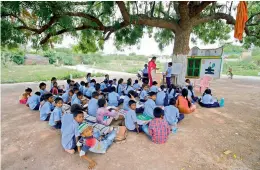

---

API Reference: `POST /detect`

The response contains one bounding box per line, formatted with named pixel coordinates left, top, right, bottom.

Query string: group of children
left=19, top=73, right=221, bottom=169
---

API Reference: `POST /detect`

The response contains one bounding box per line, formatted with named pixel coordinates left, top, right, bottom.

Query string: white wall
left=200, top=59, right=222, bottom=79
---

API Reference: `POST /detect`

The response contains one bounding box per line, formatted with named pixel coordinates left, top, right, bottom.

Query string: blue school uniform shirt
left=40, top=101, right=53, bottom=121
left=87, top=77, right=91, bottom=83
left=108, top=92, right=119, bottom=107
left=65, top=83, right=70, bottom=92
left=79, top=85, right=84, bottom=93
left=133, top=83, right=141, bottom=90
left=144, top=99, right=156, bottom=118
left=49, top=107, right=62, bottom=126
left=86, top=86, right=95, bottom=97
left=168, top=89, right=175, bottom=100
left=201, top=94, right=214, bottom=104
left=61, top=114, right=80, bottom=150
left=88, top=98, right=98, bottom=116
left=156, top=91, right=166, bottom=106
left=40, top=89, right=48, bottom=96
left=143, top=68, right=148, bottom=74
left=125, top=109, right=137, bottom=130
left=123, top=96, right=130, bottom=111
left=150, top=85, right=158, bottom=93
left=100, top=82, right=107, bottom=91
left=164, top=105, right=179, bottom=125
left=140, top=90, right=148, bottom=100
left=62, top=92, right=70, bottom=103
left=83, top=87, right=89, bottom=96
left=166, top=67, right=172, bottom=77
left=124, top=86, right=134, bottom=95
left=117, top=84, right=124, bottom=96
left=27, top=94, right=40, bottom=110
left=71, top=97, right=81, bottom=105
left=71, top=94, right=77, bottom=103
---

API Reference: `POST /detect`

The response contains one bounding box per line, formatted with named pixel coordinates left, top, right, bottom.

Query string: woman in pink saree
left=148, top=57, right=157, bottom=87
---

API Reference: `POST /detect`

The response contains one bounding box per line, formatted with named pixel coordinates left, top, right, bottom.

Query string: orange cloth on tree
left=234, top=1, right=248, bottom=40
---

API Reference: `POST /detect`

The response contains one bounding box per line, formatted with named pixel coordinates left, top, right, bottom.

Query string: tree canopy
left=1, top=1, right=260, bottom=54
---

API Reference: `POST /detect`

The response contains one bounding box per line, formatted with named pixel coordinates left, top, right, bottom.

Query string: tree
left=1, top=1, right=260, bottom=85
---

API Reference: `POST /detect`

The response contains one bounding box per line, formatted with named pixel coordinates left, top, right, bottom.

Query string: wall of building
left=200, top=59, right=222, bottom=78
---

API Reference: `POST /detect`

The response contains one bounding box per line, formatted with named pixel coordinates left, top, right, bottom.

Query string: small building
left=186, top=46, right=223, bottom=79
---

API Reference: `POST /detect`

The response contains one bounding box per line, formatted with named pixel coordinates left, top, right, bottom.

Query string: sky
left=55, top=1, right=242, bottom=56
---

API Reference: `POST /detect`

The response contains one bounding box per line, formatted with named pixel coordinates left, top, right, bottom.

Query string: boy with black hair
left=143, top=92, right=157, bottom=118
left=71, top=87, right=79, bottom=103
left=71, top=91, right=83, bottom=105
left=100, top=80, right=108, bottom=92
left=150, top=81, right=159, bottom=93
left=140, top=84, right=149, bottom=103
left=156, top=85, right=167, bottom=106
left=62, top=89, right=74, bottom=104
left=40, top=93, right=54, bottom=121
left=133, top=80, right=141, bottom=91
left=165, top=62, right=173, bottom=88
left=65, top=79, right=71, bottom=92
left=26, top=92, right=41, bottom=110
left=39, top=82, right=48, bottom=97
left=108, top=86, right=119, bottom=107
left=164, top=98, right=184, bottom=125
left=143, top=107, right=170, bottom=144
left=61, top=107, right=84, bottom=154
left=83, top=82, right=89, bottom=96
left=123, top=90, right=136, bottom=111
left=88, top=92, right=99, bottom=117
left=79, top=81, right=85, bottom=93
left=86, top=80, right=96, bottom=99
left=49, top=97, right=63, bottom=129
left=125, top=100, right=142, bottom=133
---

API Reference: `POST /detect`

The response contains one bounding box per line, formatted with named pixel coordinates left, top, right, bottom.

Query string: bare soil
left=1, top=76, right=260, bottom=170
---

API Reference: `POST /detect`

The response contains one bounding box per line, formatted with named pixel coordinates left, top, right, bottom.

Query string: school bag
left=114, top=126, right=127, bottom=142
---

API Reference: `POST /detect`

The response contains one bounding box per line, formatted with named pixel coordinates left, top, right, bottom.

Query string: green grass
left=1, top=65, right=102, bottom=84
left=223, top=60, right=260, bottom=76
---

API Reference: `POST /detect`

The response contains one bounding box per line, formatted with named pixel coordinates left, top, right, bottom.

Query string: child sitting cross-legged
left=143, top=92, right=157, bottom=119
left=139, top=84, right=149, bottom=103
left=26, top=92, right=41, bottom=110
left=199, top=89, right=220, bottom=108
left=49, top=97, right=63, bottom=129
left=20, top=87, right=32, bottom=104
left=155, top=85, right=168, bottom=106
left=108, top=86, right=120, bottom=107
left=62, top=89, right=74, bottom=104
left=40, top=93, right=54, bottom=121
left=96, top=98, right=121, bottom=126
left=150, top=81, right=159, bottom=93
left=77, top=123, right=117, bottom=169
left=88, top=92, right=99, bottom=117
left=39, top=82, right=48, bottom=98
left=164, top=98, right=184, bottom=126
left=142, top=107, right=171, bottom=144
left=61, top=105, right=84, bottom=154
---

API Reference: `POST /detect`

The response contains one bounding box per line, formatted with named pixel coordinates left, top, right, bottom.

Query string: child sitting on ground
left=71, top=87, right=79, bottom=103
left=133, top=80, right=141, bottom=91
left=100, top=80, right=108, bottom=92
left=39, top=82, right=48, bottom=97
left=143, top=92, right=157, bottom=118
left=86, top=73, right=91, bottom=83
left=50, top=77, right=57, bottom=89
left=83, top=82, right=89, bottom=96
left=86, top=79, right=96, bottom=99
left=40, top=93, right=54, bottom=121
left=71, top=91, right=84, bottom=105
left=49, top=97, right=63, bottom=129
left=176, top=89, right=196, bottom=114
left=156, top=85, right=168, bottom=106
left=125, top=100, right=143, bottom=133
left=187, top=85, right=198, bottom=103
left=61, top=108, right=84, bottom=154
left=113, top=79, right=117, bottom=87
left=142, top=107, right=170, bottom=144
left=106, top=80, right=114, bottom=92
left=65, top=79, right=71, bottom=92
left=116, top=78, right=124, bottom=96
left=150, top=81, right=159, bottom=93
left=62, top=90, right=74, bottom=104
left=108, top=86, right=120, bottom=107
left=104, top=74, right=109, bottom=82
left=167, top=84, right=176, bottom=100
left=51, top=82, right=59, bottom=95
left=96, top=98, right=120, bottom=126
left=185, top=79, right=193, bottom=86
left=139, top=84, right=149, bottom=103
left=26, top=92, right=41, bottom=110
left=88, top=92, right=99, bottom=117
left=20, top=87, right=32, bottom=104
left=124, top=78, right=134, bottom=95
left=199, top=89, right=220, bottom=108
left=164, top=98, right=184, bottom=125
left=77, top=123, right=117, bottom=169
left=79, top=81, right=85, bottom=94
left=123, top=90, right=136, bottom=111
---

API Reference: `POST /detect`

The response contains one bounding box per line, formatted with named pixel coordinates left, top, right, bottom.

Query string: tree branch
left=191, top=1, right=214, bottom=17
left=116, top=1, right=181, bottom=32
left=246, top=12, right=260, bottom=24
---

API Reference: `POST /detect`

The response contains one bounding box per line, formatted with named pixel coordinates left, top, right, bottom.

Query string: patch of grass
left=0, top=65, right=99, bottom=84
left=223, top=60, right=260, bottom=76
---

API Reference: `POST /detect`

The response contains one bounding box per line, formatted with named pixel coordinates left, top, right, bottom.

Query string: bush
left=11, top=54, right=24, bottom=65
left=43, top=50, right=56, bottom=64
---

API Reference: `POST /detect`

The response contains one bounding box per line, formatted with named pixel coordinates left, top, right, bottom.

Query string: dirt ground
left=1, top=76, right=260, bottom=170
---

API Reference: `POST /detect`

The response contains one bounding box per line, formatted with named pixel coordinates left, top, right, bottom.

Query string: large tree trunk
left=172, top=29, right=191, bottom=86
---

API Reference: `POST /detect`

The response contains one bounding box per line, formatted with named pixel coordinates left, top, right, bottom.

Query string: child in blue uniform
left=100, top=80, right=108, bottom=92
left=140, top=84, right=149, bottom=103
left=83, top=82, right=89, bottom=96
left=199, top=89, right=220, bottom=108
left=26, top=92, right=41, bottom=110
left=133, top=80, right=141, bottom=91
left=117, top=78, right=124, bottom=96
left=164, top=98, right=184, bottom=125
left=39, top=82, right=48, bottom=97
left=187, top=85, right=198, bottom=103
left=88, top=92, right=99, bottom=117
left=123, top=90, right=136, bottom=111
left=165, top=62, right=173, bottom=88
left=150, top=81, right=159, bottom=93
left=65, top=79, right=71, bottom=92
left=124, top=78, right=134, bottom=95
left=79, top=81, right=85, bottom=93
left=86, top=80, right=96, bottom=99
left=108, top=86, right=119, bottom=107
left=40, top=93, right=54, bottom=121
left=156, top=85, right=168, bottom=106
left=49, top=97, right=63, bottom=129
left=86, top=73, right=91, bottom=83
left=71, top=92, right=84, bottom=105
left=61, top=109, right=84, bottom=154
left=168, top=84, right=176, bottom=100
left=143, top=92, right=157, bottom=118
left=125, top=100, right=142, bottom=133
left=71, top=87, right=79, bottom=103
left=62, top=89, right=74, bottom=104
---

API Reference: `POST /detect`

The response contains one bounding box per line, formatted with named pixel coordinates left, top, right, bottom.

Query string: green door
left=187, top=59, right=201, bottom=77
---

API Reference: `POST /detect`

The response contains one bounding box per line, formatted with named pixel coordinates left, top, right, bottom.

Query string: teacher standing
left=148, top=57, right=157, bottom=87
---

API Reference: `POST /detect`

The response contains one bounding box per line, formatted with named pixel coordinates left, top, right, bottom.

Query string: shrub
left=43, top=50, right=56, bottom=64
left=11, top=54, right=25, bottom=65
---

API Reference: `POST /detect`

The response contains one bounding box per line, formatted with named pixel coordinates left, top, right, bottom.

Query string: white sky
left=55, top=1, right=242, bottom=56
